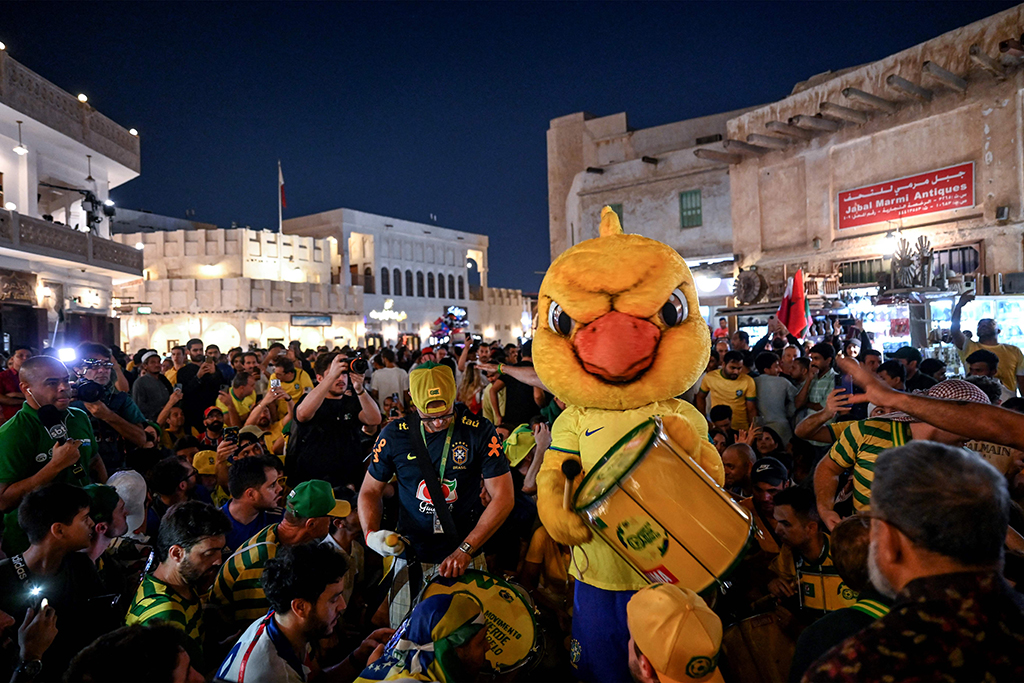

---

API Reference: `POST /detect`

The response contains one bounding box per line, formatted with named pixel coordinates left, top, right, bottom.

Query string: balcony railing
left=0, top=210, right=143, bottom=276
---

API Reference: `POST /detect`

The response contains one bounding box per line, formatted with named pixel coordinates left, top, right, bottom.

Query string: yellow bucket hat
left=503, top=424, right=536, bottom=467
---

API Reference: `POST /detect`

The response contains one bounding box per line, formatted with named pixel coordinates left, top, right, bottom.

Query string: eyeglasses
left=421, top=411, right=455, bottom=424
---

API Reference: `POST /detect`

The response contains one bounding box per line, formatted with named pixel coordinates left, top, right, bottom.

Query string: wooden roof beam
left=790, top=114, right=841, bottom=132
left=765, top=120, right=815, bottom=140
left=921, top=61, right=967, bottom=93
left=970, top=44, right=1005, bottom=79
left=842, top=87, right=898, bottom=114
left=746, top=133, right=791, bottom=149
left=820, top=102, right=869, bottom=124
left=693, top=149, right=743, bottom=164
left=723, top=139, right=771, bottom=156
left=886, top=74, right=933, bottom=102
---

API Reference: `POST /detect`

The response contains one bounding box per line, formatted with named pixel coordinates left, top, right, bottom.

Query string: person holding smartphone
left=175, top=339, right=225, bottom=433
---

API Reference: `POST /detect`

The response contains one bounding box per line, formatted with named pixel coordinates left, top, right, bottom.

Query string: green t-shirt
left=0, top=404, right=97, bottom=554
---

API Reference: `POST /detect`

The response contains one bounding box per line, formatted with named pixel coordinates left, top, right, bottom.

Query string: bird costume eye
left=548, top=302, right=575, bottom=336
left=659, top=289, right=688, bottom=327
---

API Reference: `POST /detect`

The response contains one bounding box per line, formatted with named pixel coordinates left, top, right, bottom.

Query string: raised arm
left=950, top=292, right=973, bottom=350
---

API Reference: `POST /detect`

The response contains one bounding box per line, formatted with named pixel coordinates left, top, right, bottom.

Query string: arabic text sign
left=837, top=162, right=974, bottom=230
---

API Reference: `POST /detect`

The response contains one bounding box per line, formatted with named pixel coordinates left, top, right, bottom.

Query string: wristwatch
left=14, top=658, right=42, bottom=680
left=458, top=541, right=473, bottom=555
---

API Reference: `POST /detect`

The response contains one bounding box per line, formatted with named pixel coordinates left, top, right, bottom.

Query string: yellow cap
left=409, top=362, right=456, bottom=415
left=503, top=424, right=536, bottom=467
left=192, top=450, right=218, bottom=476
left=627, top=584, right=724, bottom=683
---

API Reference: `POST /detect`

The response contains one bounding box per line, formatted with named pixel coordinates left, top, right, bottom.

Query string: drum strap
left=407, top=414, right=460, bottom=543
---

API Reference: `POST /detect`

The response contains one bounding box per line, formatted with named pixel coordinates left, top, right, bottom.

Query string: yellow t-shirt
left=270, top=369, right=313, bottom=407
left=525, top=526, right=570, bottom=588
left=215, top=390, right=257, bottom=422
left=960, top=339, right=1023, bottom=396
left=699, top=370, right=758, bottom=429
left=165, top=367, right=179, bottom=386
left=549, top=399, right=710, bottom=591
left=482, top=384, right=506, bottom=425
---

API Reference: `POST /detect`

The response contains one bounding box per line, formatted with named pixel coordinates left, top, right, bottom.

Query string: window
left=608, top=203, right=624, bottom=228
left=363, top=267, right=375, bottom=294
left=448, top=275, right=455, bottom=299
left=393, top=268, right=402, bottom=296
left=458, top=276, right=465, bottom=299
left=380, top=267, right=390, bottom=295
left=406, top=270, right=414, bottom=296
left=679, top=190, right=702, bottom=228
left=427, top=273, right=435, bottom=298
left=437, top=273, right=445, bottom=298
left=837, top=258, right=886, bottom=285
left=933, top=245, right=980, bottom=275
left=416, top=272, right=425, bottom=297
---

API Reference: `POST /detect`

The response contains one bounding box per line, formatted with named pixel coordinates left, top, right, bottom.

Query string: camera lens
left=350, top=357, right=368, bottom=374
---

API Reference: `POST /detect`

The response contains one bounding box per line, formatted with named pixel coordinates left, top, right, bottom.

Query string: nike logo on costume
left=407, top=454, right=417, bottom=461
left=585, top=427, right=604, bottom=436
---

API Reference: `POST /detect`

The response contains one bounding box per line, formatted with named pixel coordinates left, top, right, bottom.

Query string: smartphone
left=220, top=384, right=230, bottom=392
left=223, top=426, right=239, bottom=444
left=270, top=378, right=281, bottom=390
left=174, top=383, right=182, bottom=392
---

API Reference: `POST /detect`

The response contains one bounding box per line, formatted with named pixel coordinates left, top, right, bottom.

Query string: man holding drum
left=358, top=362, right=514, bottom=628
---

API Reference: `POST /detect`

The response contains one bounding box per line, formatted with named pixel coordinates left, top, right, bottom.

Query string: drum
left=720, top=610, right=798, bottom=683
left=573, top=416, right=754, bottom=592
left=421, top=570, right=540, bottom=675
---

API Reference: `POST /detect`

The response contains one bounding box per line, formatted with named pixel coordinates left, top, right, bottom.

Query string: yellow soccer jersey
left=549, top=398, right=710, bottom=591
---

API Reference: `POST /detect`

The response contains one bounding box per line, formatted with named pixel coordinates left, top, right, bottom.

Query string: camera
left=348, top=356, right=369, bottom=375
left=69, top=377, right=105, bottom=403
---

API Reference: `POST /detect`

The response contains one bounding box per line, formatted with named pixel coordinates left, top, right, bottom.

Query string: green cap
left=84, top=484, right=121, bottom=524
left=285, top=479, right=351, bottom=518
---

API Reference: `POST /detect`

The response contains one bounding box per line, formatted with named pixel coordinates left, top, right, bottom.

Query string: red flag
left=278, top=162, right=287, bottom=209
left=777, top=269, right=808, bottom=336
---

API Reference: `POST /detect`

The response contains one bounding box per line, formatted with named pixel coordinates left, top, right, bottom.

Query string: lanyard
left=420, top=421, right=456, bottom=482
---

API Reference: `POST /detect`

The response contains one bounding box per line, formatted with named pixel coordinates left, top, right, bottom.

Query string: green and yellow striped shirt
left=210, top=523, right=279, bottom=628
left=126, top=574, right=204, bottom=663
left=828, top=419, right=912, bottom=510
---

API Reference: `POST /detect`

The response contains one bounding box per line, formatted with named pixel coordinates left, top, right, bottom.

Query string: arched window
left=427, top=273, right=435, bottom=298
left=406, top=270, right=414, bottom=297
left=380, top=267, right=390, bottom=295
left=363, top=267, right=375, bottom=294
left=393, top=268, right=402, bottom=296
left=448, top=275, right=455, bottom=299
left=457, top=276, right=465, bottom=299
left=416, top=272, right=425, bottom=297
left=437, top=273, right=445, bottom=299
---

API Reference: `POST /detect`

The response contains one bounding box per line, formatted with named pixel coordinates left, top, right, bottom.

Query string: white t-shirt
left=371, top=366, right=409, bottom=410
left=216, top=612, right=309, bottom=683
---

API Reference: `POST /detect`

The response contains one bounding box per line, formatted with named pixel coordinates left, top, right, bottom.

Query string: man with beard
left=198, top=406, right=225, bottom=448
left=176, top=338, right=226, bottom=433
left=216, top=544, right=393, bottom=682
left=288, top=352, right=381, bottom=488
left=803, top=442, right=1024, bottom=682
left=221, top=455, right=284, bottom=551
left=126, top=500, right=231, bottom=669
left=697, top=350, right=758, bottom=430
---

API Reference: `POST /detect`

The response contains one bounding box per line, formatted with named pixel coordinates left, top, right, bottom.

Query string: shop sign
left=369, top=299, right=407, bottom=322
left=837, top=162, right=974, bottom=230
left=291, top=314, right=332, bottom=327
left=0, top=269, right=37, bottom=303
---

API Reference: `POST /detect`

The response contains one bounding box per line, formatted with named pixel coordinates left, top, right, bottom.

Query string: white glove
left=366, top=530, right=406, bottom=557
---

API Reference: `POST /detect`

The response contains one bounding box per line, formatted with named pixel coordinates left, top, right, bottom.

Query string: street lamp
left=77, top=93, right=88, bottom=103
left=4, top=202, right=16, bottom=211
left=12, top=121, right=27, bottom=156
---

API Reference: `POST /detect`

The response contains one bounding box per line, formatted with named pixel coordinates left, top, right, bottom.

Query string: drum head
left=574, top=418, right=659, bottom=511
left=422, top=570, right=538, bottom=674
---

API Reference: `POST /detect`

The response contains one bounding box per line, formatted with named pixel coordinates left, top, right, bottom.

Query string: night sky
left=3, top=1, right=1017, bottom=293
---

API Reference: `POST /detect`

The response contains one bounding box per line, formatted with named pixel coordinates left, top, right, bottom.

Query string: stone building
left=284, top=207, right=530, bottom=347
left=546, top=106, right=756, bottom=317
left=0, top=48, right=143, bottom=350
left=702, top=5, right=1024, bottom=348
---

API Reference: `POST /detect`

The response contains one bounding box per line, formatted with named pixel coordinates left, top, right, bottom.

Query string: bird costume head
left=534, top=206, right=710, bottom=410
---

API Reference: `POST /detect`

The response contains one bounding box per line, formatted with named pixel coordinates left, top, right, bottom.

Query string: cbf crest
left=451, top=442, right=469, bottom=467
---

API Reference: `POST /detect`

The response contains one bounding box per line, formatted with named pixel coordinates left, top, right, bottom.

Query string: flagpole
left=277, top=160, right=284, bottom=284
left=277, top=160, right=283, bottom=233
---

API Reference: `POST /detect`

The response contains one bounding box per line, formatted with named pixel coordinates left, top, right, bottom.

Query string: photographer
left=175, top=338, right=225, bottom=433
left=287, top=352, right=381, bottom=488
left=0, top=357, right=106, bottom=556
left=70, top=343, right=149, bottom=472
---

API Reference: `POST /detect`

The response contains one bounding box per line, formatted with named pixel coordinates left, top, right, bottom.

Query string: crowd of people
left=0, top=286, right=1022, bottom=682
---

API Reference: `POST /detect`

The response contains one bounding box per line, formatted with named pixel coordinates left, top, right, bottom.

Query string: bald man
left=0, top=356, right=105, bottom=555
left=722, top=443, right=756, bottom=500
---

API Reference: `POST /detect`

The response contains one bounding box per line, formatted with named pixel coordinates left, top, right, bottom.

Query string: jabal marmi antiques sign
left=837, top=162, right=974, bottom=230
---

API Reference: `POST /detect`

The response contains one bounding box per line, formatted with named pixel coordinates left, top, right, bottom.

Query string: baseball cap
left=627, top=583, right=724, bottom=683
left=84, top=484, right=121, bottom=524
left=192, top=450, right=218, bottom=475
left=751, top=457, right=788, bottom=486
left=107, top=470, right=147, bottom=536
left=503, top=424, right=536, bottom=467
left=286, top=479, right=351, bottom=518
left=888, top=346, right=922, bottom=364
left=140, top=350, right=160, bottom=364
left=204, top=406, right=223, bottom=418
left=874, top=379, right=991, bottom=422
left=240, top=425, right=265, bottom=439
left=409, top=362, right=456, bottom=415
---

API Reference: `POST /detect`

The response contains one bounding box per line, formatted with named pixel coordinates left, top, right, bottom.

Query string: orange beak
left=573, top=311, right=660, bottom=383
